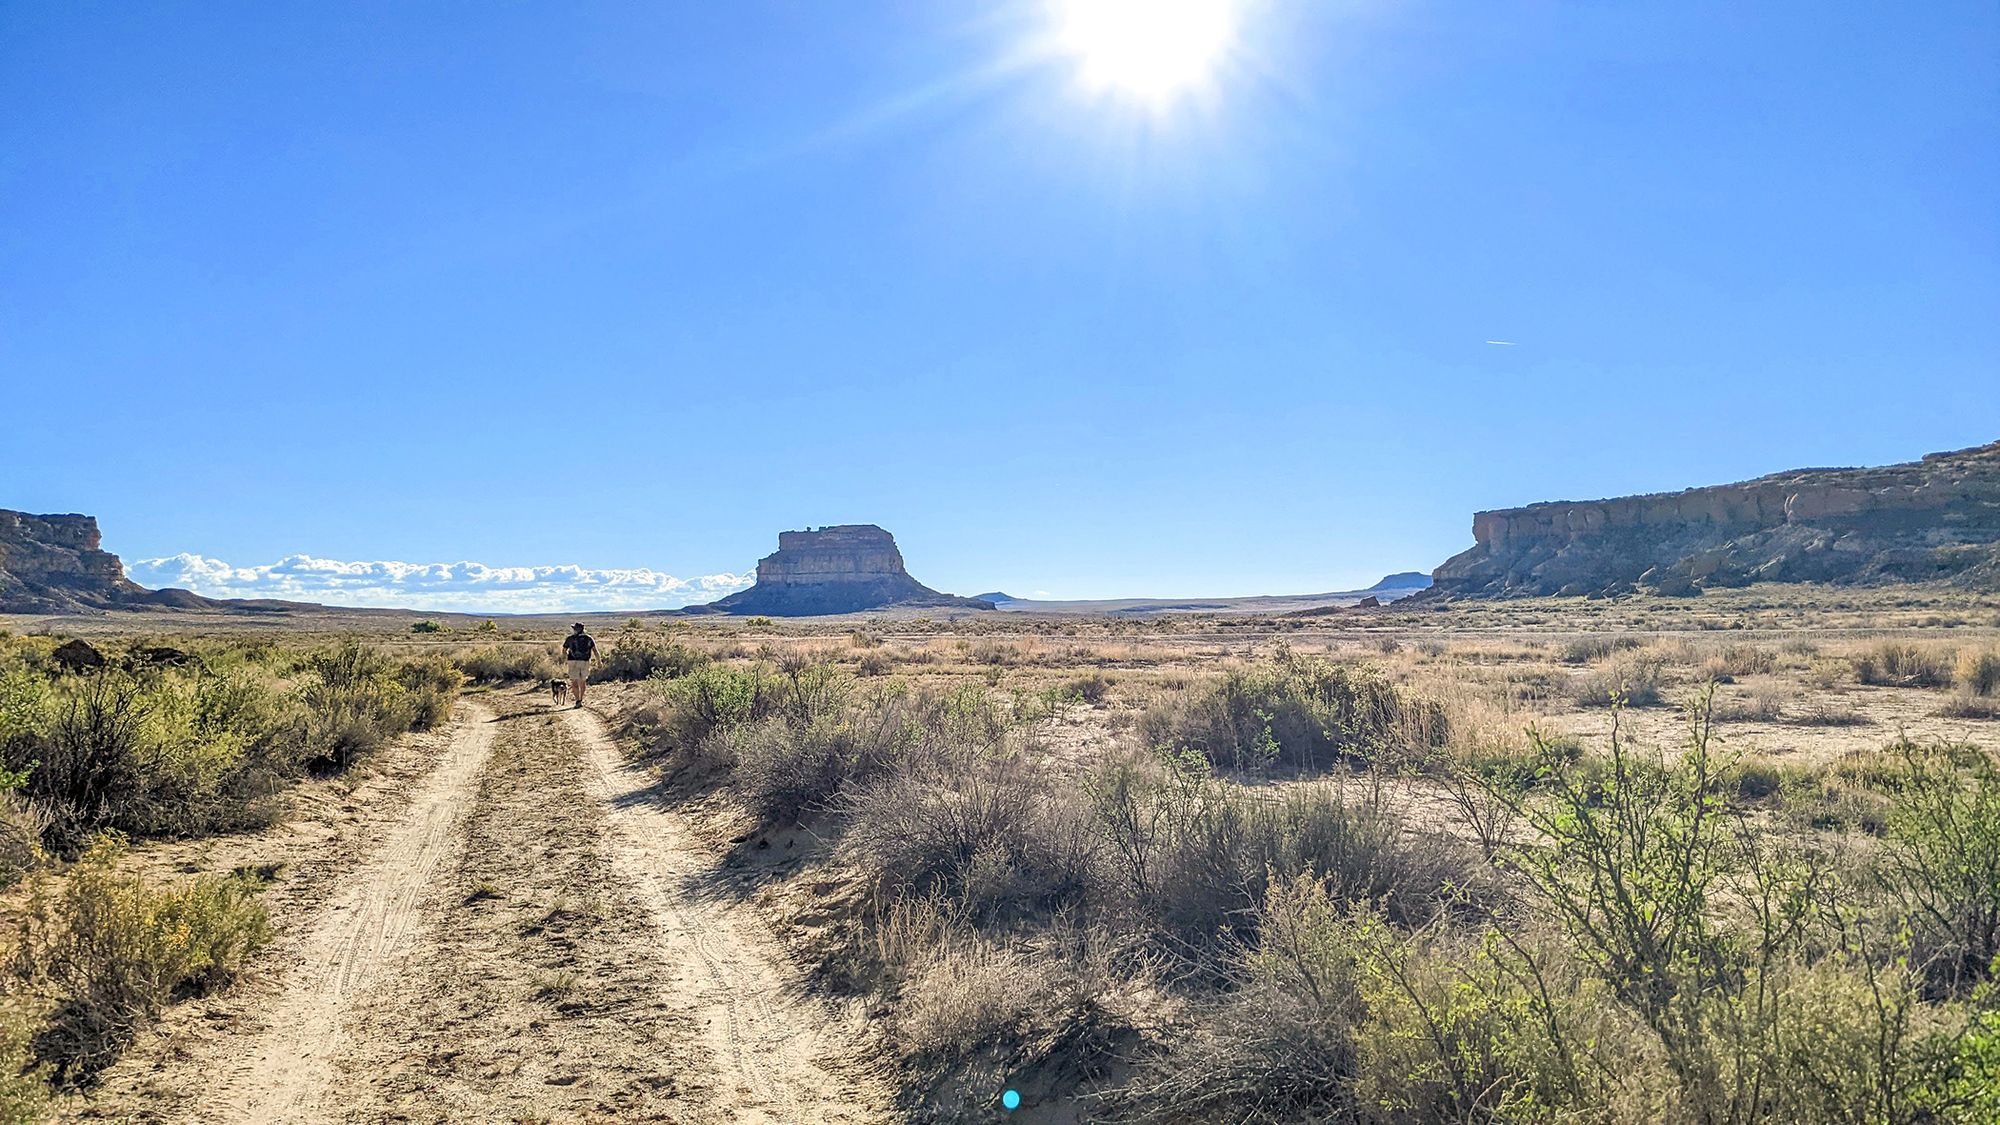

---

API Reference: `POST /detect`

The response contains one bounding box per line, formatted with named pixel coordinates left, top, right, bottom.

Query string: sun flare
left=1054, top=0, right=1237, bottom=104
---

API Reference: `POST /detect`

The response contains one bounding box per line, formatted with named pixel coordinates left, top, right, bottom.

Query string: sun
left=1053, top=0, right=1238, bottom=104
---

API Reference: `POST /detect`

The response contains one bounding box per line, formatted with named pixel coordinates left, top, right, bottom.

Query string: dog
left=550, top=678, right=570, bottom=707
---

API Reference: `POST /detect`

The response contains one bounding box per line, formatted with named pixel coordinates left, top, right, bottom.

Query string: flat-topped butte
left=690, top=525, right=992, bottom=616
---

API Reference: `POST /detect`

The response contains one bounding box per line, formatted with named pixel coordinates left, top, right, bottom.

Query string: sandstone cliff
left=1428, top=441, right=2000, bottom=598
left=0, top=510, right=212, bottom=614
left=692, top=525, right=992, bottom=616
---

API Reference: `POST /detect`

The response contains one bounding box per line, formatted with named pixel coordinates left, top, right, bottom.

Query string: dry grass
left=8, top=584, right=1999, bottom=1119
left=588, top=591, right=2000, bottom=1120
left=1957, top=648, right=2000, bottom=696
left=1854, top=640, right=1956, bottom=688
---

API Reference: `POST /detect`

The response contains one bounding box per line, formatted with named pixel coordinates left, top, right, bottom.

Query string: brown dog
left=550, top=678, right=570, bottom=707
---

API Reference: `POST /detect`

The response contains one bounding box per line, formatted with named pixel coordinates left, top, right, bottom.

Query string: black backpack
left=563, top=633, right=595, bottom=660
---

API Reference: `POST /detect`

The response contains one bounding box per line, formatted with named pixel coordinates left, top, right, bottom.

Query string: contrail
left=1485, top=340, right=1518, bottom=346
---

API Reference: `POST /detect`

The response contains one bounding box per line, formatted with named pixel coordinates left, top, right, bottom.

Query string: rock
left=0, top=510, right=217, bottom=614
left=1426, top=440, right=2000, bottom=598
left=1366, top=572, right=1433, bottom=592
left=127, top=645, right=200, bottom=670
left=690, top=525, right=994, bottom=617
left=1, top=512, right=150, bottom=613
left=1355, top=595, right=1382, bottom=608
left=51, top=639, right=106, bottom=672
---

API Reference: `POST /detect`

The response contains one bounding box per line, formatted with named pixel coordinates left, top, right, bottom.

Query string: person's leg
left=571, top=675, right=585, bottom=707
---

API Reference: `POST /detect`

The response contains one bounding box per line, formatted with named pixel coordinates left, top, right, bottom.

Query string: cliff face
left=0, top=510, right=206, bottom=613
left=695, top=525, right=992, bottom=616
left=1430, top=441, right=2000, bottom=598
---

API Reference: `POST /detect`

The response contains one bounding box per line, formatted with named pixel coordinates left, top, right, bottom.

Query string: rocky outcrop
left=1428, top=441, right=2000, bottom=598
left=1366, top=572, right=1433, bottom=593
left=0, top=511, right=215, bottom=614
left=50, top=639, right=107, bottom=671
left=691, top=525, right=993, bottom=616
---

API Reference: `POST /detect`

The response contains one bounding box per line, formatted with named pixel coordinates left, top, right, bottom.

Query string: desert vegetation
left=0, top=634, right=459, bottom=854
left=0, top=631, right=461, bottom=1103
left=1, top=597, right=1997, bottom=1120
left=608, top=613, right=2000, bottom=1122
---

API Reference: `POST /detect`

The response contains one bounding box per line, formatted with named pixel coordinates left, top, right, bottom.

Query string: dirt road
left=68, top=691, right=893, bottom=1123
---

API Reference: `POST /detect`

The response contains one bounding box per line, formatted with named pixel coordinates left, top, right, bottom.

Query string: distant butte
left=0, top=510, right=214, bottom=614
left=689, top=525, right=992, bottom=617
left=1423, top=440, right=2000, bottom=598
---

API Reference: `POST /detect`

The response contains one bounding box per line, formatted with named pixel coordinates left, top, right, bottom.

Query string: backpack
left=564, top=633, right=595, bottom=660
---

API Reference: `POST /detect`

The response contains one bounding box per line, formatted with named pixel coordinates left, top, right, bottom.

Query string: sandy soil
left=60, top=689, right=893, bottom=1124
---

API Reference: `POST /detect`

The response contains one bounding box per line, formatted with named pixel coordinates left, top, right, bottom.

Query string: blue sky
left=4, top=1, right=1996, bottom=611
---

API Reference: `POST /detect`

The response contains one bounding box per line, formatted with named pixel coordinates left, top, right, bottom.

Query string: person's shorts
left=567, top=660, right=591, bottom=681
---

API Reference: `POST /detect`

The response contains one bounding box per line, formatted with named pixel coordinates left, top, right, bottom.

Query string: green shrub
left=1957, top=649, right=2000, bottom=697
left=729, top=716, right=854, bottom=824
left=452, top=644, right=558, bottom=684
left=1702, top=643, right=1777, bottom=682
left=394, top=655, right=464, bottom=731
left=1062, top=671, right=1113, bottom=704
left=1758, top=763, right=1894, bottom=836
left=18, top=672, right=150, bottom=847
left=2, top=668, right=294, bottom=851
left=0, top=795, right=45, bottom=889
left=298, top=641, right=436, bottom=771
left=299, top=646, right=396, bottom=770
left=840, top=751, right=1098, bottom=920
left=1728, top=756, right=1808, bottom=801
left=15, top=840, right=270, bottom=1083
left=1856, top=642, right=1954, bottom=688
left=1140, top=652, right=1446, bottom=772
left=1878, top=740, right=2000, bottom=991
left=1559, top=635, right=1644, bottom=665
left=127, top=668, right=295, bottom=839
left=589, top=639, right=708, bottom=684
left=0, top=998, right=48, bottom=1123
left=1765, top=949, right=1980, bottom=1125
left=1111, top=878, right=1989, bottom=1125
left=1106, top=872, right=1368, bottom=1122
left=0, top=667, right=49, bottom=751
left=1476, top=697, right=1847, bottom=1120
left=1089, top=756, right=1479, bottom=954
left=1567, top=656, right=1665, bottom=707
left=1350, top=919, right=1618, bottom=1122
left=1936, top=1006, right=2000, bottom=1122
left=654, top=662, right=777, bottom=751
left=408, top=620, right=443, bottom=634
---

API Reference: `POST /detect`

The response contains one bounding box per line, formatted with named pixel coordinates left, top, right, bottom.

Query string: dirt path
left=65, top=691, right=893, bottom=1123
left=568, top=706, right=891, bottom=1124
left=189, top=701, right=500, bottom=1122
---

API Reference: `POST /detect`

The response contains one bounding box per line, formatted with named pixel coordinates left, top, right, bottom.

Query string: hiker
left=562, top=622, right=595, bottom=708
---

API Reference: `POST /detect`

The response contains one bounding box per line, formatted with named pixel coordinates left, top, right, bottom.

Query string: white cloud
left=128, top=552, right=753, bottom=614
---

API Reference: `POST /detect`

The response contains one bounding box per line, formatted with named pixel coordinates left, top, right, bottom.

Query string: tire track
left=186, top=700, right=498, bottom=1123
left=565, top=707, right=892, bottom=1124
